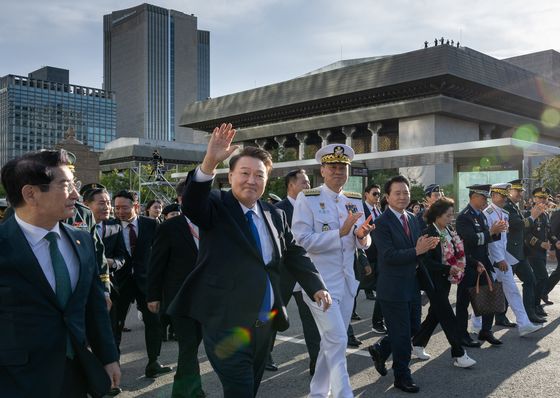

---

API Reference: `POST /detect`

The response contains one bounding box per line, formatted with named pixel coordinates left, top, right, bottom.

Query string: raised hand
left=355, top=214, right=374, bottom=239
left=339, top=211, right=364, bottom=237
left=201, top=123, right=239, bottom=174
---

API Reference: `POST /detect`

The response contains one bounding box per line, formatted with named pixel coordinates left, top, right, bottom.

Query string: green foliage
left=410, top=184, right=425, bottom=203
left=534, top=156, right=560, bottom=193
left=265, top=177, right=287, bottom=200
left=0, top=182, right=6, bottom=198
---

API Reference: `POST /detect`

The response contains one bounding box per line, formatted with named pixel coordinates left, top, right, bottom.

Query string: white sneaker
left=412, top=346, right=431, bottom=360
left=519, top=323, right=543, bottom=337
left=453, top=352, right=476, bottom=368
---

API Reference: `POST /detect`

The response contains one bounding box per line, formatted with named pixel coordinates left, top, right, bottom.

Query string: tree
left=534, top=156, right=560, bottom=193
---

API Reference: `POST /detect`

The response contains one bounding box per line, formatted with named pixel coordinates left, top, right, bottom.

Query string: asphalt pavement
left=115, top=264, right=560, bottom=397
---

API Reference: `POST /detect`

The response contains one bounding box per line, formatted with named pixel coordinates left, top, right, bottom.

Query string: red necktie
left=401, top=214, right=411, bottom=237
left=128, top=223, right=137, bottom=255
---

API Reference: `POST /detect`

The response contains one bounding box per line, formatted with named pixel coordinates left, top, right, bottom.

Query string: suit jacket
left=503, top=198, right=533, bottom=261
left=274, top=198, right=298, bottom=303
left=100, top=219, right=128, bottom=291
left=147, top=215, right=198, bottom=312
left=372, top=208, right=422, bottom=302
left=275, top=198, right=294, bottom=226
left=120, top=215, right=157, bottom=293
left=0, top=216, right=118, bottom=397
left=168, top=173, right=326, bottom=332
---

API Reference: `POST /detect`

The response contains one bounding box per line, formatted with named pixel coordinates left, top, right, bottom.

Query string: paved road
left=116, top=264, right=560, bottom=397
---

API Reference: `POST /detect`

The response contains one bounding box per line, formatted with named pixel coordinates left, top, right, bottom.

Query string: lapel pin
left=76, top=240, right=81, bottom=245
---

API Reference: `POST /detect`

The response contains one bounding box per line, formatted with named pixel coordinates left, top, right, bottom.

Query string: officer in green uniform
left=525, top=187, right=559, bottom=318
left=503, top=179, right=546, bottom=323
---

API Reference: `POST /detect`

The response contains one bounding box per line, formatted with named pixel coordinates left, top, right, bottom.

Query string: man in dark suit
left=168, top=123, right=331, bottom=398
left=367, top=175, right=439, bottom=393
left=0, top=149, right=120, bottom=397
left=147, top=204, right=205, bottom=397
left=113, top=190, right=172, bottom=378
left=269, top=168, right=321, bottom=375
left=455, top=184, right=507, bottom=347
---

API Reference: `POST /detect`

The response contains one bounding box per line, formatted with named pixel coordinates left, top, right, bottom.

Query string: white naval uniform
left=473, top=204, right=532, bottom=329
left=292, top=185, right=370, bottom=398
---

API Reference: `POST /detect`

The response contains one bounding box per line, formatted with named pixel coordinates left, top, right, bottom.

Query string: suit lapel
left=387, top=209, right=412, bottom=244
left=224, top=191, right=263, bottom=262
left=179, top=216, right=198, bottom=253
left=5, top=217, right=59, bottom=308
left=60, top=223, right=88, bottom=304
left=260, top=202, right=281, bottom=259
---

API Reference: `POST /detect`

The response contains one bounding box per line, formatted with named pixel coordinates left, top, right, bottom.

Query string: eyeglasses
left=370, top=192, right=380, bottom=196
left=37, top=180, right=81, bottom=194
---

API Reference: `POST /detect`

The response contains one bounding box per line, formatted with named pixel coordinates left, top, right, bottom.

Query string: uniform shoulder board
left=484, top=207, right=494, bottom=214
left=343, top=191, right=362, bottom=199
left=303, top=188, right=321, bottom=196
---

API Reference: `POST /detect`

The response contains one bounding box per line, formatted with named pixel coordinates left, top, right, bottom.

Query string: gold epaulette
left=343, top=191, right=362, bottom=199
left=100, top=274, right=110, bottom=282
left=303, top=188, right=321, bottom=196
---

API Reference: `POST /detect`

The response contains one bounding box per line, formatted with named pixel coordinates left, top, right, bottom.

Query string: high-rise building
left=103, top=3, right=210, bottom=144
left=0, top=66, right=116, bottom=166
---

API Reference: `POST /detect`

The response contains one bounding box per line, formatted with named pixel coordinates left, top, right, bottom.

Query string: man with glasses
left=0, top=149, right=120, bottom=397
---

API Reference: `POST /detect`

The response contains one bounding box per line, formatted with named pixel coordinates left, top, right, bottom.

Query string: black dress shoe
left=478, top=331, right=502, bottom=346
left=542, top=296, right=554, bottom=305
left=461, top=337, right=481, bottom=348
left=528, top=315, right=547, bottom=324
left=107, top=387, right=122, bottom=396
left=265, top=356, right=279, bottom=371
left=394, top=378, right=420, bottom=393
left=365, top=291, right=376, bottom=300
left=368, top=344, right=387, bottom=376
left=495, top=317, right=517, bottom=328
left=347, top=335, right=362, bottom=347
left=351, top=312, right=362, bottom=320
left=145, top=361, right=173, bottom=378
left=372, top=322, right=387, bottom=334
left=536, top=305, right=548, bottom=317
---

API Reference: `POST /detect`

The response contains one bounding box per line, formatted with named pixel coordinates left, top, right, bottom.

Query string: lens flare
left=541, top=108, right=560, bottom=128
left=480, top=157, right=492, bottom=168
left=512, top=124, right=539, bottom=144
left=214, top=327, right=251, bottom=359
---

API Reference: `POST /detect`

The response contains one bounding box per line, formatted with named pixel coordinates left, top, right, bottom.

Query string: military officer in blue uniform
left=455, top=184, right=507, bottom=347
left=292, top=143, right=373, bottom=398
left=525, top=187, right=559, bottom=318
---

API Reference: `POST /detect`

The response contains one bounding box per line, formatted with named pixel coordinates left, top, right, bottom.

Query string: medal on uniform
left=322, top=223, right=330, bottom=231
left=319, top=202, right=327, bottom=214
left=345, top=203, right=358, bottom=214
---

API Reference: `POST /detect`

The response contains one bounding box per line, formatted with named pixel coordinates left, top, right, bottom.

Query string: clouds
left=0, top=0, right=558, bottom=97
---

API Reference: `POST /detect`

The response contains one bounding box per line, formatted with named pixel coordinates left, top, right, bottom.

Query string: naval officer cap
left=467, top=184, right=491, bottom=198
left=315, top=143, right=355, bottom=165
left=424, top=184, right=441, bottom=196
left=532, top=187, right=551, bottom=198
left=79, top=182, right=107, bottom=197
left=490, top=183, right=511, bottom=197
left=508, top=179, right=526, bottom=191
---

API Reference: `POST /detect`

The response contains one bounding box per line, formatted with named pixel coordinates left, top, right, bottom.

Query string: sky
left=1, top=0, right=559, bottom=98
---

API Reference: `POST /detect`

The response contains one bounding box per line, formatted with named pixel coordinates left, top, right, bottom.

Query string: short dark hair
left=175, top=180, right=186, bottom=198
left=384, top=175, right=410, bottom=195
left=425, top=197, right=455, bottom=224
left=1, top=149, right=71, bottom=208
left=83, top=188, right=109, bottom=204
left=365, top=183, right=380, bottom=194
left=284, top=169, right=306, bottom=189
left=114, top=190, right=136, bottom=203
left=229, top=146, right=273, bottom=175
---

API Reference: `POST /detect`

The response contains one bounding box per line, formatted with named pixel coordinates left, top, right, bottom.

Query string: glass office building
left=0, top=67, right=116, bottom=166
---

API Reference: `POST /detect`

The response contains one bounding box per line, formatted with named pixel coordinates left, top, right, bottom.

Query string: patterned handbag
left=468, top=269, right=506, bottom=316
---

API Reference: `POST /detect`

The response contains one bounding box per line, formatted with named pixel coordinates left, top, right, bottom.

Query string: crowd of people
left=1, top=122, right=559, bottom=397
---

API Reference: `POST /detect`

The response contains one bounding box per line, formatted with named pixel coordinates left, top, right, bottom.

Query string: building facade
left=0, top=66, right=116, bottom=166
left=103, top=3, right=210, bottom=144
left=178, top=45, right=560, bottom=206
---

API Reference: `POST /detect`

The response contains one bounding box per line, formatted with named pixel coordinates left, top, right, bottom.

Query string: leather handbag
left=468, top=269, right=506, bottom=316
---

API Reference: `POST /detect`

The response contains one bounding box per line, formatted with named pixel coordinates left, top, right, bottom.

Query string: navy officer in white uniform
left=292, top=144, right=373, bottom=398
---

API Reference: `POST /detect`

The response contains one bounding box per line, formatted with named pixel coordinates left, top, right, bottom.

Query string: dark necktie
left=401, top=214, right=411, bottom=238
left=246, top=210, right=272, bottom=322
left=128, top=223, right=137, bottom=255
left=373, top=207, right=379, bottom=218
left=44, top=232, right=74, bottom=358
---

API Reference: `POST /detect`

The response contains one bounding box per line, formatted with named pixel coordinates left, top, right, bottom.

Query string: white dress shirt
left=15, top=213, right=79, bottom=292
